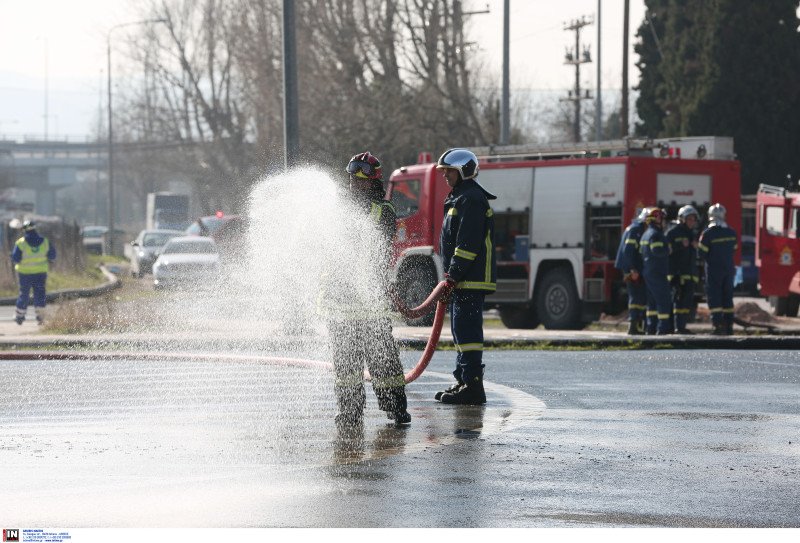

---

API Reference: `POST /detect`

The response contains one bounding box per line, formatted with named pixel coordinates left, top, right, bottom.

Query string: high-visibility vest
left=15, top=237, right=50, bottom=274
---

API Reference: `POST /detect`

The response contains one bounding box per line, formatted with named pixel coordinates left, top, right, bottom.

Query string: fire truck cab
left=755, top=183, right=800, bottom=315
left=388, top=137, right=742, bottom=329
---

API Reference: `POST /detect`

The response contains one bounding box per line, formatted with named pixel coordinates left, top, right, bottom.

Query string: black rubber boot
left=440, top=375, right=486, bottom=405
left=384, top=390, right=411, bottom=425
left=725, top=321, right=734, bottom=335
left=435, top=380, right=464, bottom=401
left=711, top=322, right=727, bottom=336
left=627, top=320, right=643, bottom=335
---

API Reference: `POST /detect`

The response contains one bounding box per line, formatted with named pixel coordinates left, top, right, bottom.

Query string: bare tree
left=113, top=0, right=510, bottom=216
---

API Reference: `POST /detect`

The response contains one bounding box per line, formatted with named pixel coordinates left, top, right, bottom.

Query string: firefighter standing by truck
left=434, top=148, right=497, bottom=405
left=640, top=208, right=673, bottom=335
left=615, top=208, right=649, bottom=335
left=666, top=205, right=700, bottom=334
left=11, top=220, right=56, bottom=325
left=322, top=152, right=411, bottom=427
left=698, top=203, right=738, bottom=335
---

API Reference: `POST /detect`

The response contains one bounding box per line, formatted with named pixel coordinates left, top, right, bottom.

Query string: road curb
left=0, top=265, right=122, bottom=306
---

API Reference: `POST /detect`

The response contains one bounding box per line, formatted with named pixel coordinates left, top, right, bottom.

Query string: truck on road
left=146, top=192, right=190, bottom=231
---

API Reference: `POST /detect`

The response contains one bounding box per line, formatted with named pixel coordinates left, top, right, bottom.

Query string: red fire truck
left=755, top=183, right=800, bottom=316
left=387, top=136, right=742, bottom=329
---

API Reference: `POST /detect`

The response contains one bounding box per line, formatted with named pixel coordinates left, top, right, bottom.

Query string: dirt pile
left=734, top=301, right=775, bottom=323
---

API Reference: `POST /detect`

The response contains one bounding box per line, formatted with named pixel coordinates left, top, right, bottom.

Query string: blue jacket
left=640, top=224, right=670, bottom=276
left=698, top=224, right=738, bottom=273
left=666, top=222, right=698, bottom=282
left=439, top=178, right=496, bottom=293
left=615, top=219, right=645, bottom=273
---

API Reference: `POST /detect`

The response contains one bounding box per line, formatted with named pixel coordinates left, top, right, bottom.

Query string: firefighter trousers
left=328, top=317, right=407, bottom=416
left=627, top=282, right=646, bottom=322
left=673, top=279, right=695, bottom=330
left=449, top=290, right=486, bottom=383
left=705, top=268, right=734, bottom=325
left=644, top=271, right=672, bottom=334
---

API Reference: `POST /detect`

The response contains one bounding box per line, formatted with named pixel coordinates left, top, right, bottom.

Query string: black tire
left=535, top=266, right=582, bottom=330
left=396, top=261, right=437, bottom=326
left=498, top=307, right=540, bottom=329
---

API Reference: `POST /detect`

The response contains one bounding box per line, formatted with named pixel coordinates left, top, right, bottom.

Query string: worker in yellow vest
left=11, top=220, right=56, bottom=325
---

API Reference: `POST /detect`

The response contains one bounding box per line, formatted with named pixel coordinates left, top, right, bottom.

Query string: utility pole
left=500, top=0, right=510, bottom=144
left=621, top=0, right=630, bottom=138
left=561, top=16, right=593, bottom=142
left=283, top=0, right=300, bottom=169
left=595, top=0, right=602, bottom=141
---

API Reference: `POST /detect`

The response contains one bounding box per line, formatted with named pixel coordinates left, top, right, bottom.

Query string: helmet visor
left=347, top=160, right=376, bottom=178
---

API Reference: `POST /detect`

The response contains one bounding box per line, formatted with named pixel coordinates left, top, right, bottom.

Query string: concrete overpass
left=0, top=138, right=106, bottom=216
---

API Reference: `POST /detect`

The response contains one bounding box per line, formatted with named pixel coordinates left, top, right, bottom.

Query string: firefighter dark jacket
left=439, top=178, right=497, bottom=293
left=317, top=182, right=397, bottom=321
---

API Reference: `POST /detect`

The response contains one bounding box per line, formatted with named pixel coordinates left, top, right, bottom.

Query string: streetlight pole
left=107, top=18, right=166, bottom=255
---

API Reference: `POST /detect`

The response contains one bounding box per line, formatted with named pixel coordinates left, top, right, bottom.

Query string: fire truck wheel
left=535, top=267, right=582, bottom=330
left=498, top=307, right=540, bottom=329
left=397, top=261, right=437, bottom=326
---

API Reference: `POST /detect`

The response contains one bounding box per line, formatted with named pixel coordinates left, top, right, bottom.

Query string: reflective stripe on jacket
left=317, top=189, right=397, bottom=321
left=666, top=222, right=699, bottom=282
left=698, top=225, right=738, bottom=272
left=439, top=178, right=496, bottom=293
left=615, top=220, right=644, bottom=273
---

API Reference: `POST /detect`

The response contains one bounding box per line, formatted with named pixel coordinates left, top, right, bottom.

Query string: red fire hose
left=386, top=280, right=453, bottom=384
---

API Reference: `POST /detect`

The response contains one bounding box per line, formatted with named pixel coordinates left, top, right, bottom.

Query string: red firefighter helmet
left=346, top=151, right=382, bottom=180
left=645, top=207, right=667, bottom=224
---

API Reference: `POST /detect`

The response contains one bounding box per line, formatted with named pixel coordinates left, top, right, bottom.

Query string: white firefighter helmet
left=708, top=203, right=726, bottom=225
left=638, top=207, right=654, bottom=222
left=678, top=205, right=699, bottom=223
left=436, top=148, right=496, bottom=200
left=437, top=148, right=479, bottom=180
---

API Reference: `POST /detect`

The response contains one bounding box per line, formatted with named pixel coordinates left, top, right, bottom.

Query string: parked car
left=129, top=229, right=184, bottom=278
left=152, top=236, right=221, bottom=290
left=81, top=226, right=109, bottom=255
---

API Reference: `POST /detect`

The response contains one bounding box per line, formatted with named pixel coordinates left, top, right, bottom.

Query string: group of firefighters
left=615, top=203, right=739, bottom=336
left=9, top=147, right=741, bottom=431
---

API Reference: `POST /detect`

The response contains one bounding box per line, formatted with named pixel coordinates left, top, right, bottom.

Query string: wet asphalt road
left=1, top=348, right=798, bottom=528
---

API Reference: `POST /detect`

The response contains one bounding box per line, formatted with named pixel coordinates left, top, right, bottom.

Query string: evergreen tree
left=635, top=0, right=800, bottom=194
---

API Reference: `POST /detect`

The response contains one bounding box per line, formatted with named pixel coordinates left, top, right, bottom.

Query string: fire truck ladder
left=470, top=138, right=637, bottom=160
left=470, top=136, right=734, bottom=162
left=758, top=183, right=786, bottom=197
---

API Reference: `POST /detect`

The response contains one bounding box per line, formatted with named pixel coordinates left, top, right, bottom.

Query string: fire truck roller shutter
left=531, top=166, right=585, bottom=249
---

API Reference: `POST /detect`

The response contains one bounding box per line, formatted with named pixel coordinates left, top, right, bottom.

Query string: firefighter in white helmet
left=698, top=203, right=738, bottom=335
left=666, top=205, right=700, bottom=334
left=434, top=148, right=497, bottom=405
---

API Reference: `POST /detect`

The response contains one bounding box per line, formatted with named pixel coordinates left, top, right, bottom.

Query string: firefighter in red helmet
left=640, top=207, right=673, bottom=335
left=321, top=151, right=411, bottom=428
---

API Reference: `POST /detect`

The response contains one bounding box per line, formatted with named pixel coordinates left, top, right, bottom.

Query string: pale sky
left=0, top=0, right=647, bottom=140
